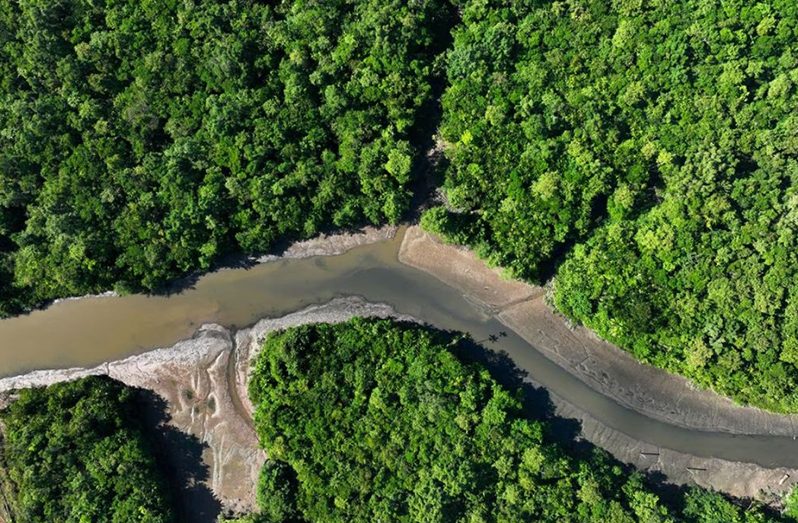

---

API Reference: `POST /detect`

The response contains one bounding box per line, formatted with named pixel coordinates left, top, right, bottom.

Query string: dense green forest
left=246, top=318, right=781, bottom=522
left=423, top=0, right=798, bottom=411
left=0, top=376, right=174, bottom=522
left=4, top=0, right=798, bottom=519
left=0, top=0, right=796, bottom=417
left=0, top=0, right=453, bottom=315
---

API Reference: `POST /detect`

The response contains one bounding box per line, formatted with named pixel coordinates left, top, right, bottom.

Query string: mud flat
left=3, top=223, right=798, bottom=510
left=398, top=225, right=798, bottom=501
left=256, top=224, right=397, bottom=261
left=0, top=297, right=409, bottom=519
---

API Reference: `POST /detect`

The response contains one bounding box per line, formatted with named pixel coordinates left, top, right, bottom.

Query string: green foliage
left=0, top=376, right=174, bottom=523
left=785, top=488, right=798, bottom=520
left=683, top=487, right=768, bottom=523
left=429, top=0, right=798, bottom=411
left=257, top=459, right=299, bottom=523
left=248, top=318, right=775, bottom=522
left=0, top=0, right=454, bottom=313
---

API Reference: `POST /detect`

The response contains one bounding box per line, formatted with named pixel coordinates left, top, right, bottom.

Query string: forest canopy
left=0, top=376, right=174, bottom=523
left=3, top=0, right=798, bottom=519
left=424, top=0, right=798, bottom=411
left=246, top=318, right=778, bottom=522
left=0, top=0, right=453, bottom=315
left=0, top=0, right=797, bottom=414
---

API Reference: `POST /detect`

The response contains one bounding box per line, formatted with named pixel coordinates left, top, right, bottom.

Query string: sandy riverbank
left=256, top=224, right=397, bottom=262
left=0, top=297, right=411, bottom=520
left=398, top=225, right=798, bottom=502
left=2, top=222, right=798, bottom=510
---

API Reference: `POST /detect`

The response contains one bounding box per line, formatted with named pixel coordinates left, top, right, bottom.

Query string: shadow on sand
left=136, top=389, right=222, bottom=523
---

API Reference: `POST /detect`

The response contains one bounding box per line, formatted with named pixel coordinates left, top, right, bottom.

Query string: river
left=1, top=228, right=797, bottom=471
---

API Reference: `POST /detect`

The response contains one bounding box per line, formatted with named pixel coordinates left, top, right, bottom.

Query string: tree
left=426, top=0, right=798, bottom=412
left=0, top=376, right=175, bottom=523
left=245, top=318, right=781, bottom=522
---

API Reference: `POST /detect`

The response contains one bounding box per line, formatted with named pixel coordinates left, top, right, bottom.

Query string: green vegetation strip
left=245, top=318, right=785, bottom=522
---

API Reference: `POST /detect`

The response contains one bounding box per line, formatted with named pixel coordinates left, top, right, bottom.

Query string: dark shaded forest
left=0, top=376, right=175, bottom=522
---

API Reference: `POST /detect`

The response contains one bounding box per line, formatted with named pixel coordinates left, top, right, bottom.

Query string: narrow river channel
left=1, top=229, right=797, bottom=469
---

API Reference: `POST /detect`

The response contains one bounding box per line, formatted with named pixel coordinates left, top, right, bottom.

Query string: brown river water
left=0, top=229, right=796, bottom=468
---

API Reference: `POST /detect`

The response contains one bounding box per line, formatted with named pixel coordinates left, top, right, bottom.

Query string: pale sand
left=0, top=297, right=411, bottom=518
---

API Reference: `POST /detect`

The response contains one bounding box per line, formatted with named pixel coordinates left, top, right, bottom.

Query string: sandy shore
left=257, top=224, right=397, bottom=261
left=398, top=226, right=798, bottom=436
left=398, top=225, right=798, bottom=502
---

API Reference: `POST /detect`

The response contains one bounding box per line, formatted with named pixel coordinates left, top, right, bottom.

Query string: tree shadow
left=423, top=326, right=773, bottom=516
left=135, top=388, right=222, bottom=523
left=444, top=330, right=590, bottom=454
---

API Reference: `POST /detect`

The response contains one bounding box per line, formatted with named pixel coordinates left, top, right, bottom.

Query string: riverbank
left=0, top=297, right=410, bottom=520
left=0, top=224, right=402, bottom=378
left=2, top=294, right=793, bottom=508
left=2, top=223, right=798, bottom=509
left=256, top=224, right=397, bottom=262
left=398, top=225, right=798, bottom=502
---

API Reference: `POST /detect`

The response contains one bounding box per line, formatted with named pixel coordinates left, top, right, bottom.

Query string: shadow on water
left=434, top=326, right=772, bottom=516
left=136, top=389, right=222, bottom=523
left=446, top=329, right=587, bottom=452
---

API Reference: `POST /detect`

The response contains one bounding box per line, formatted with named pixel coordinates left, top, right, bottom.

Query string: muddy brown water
left=1, top=229, right=797, bottom=469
